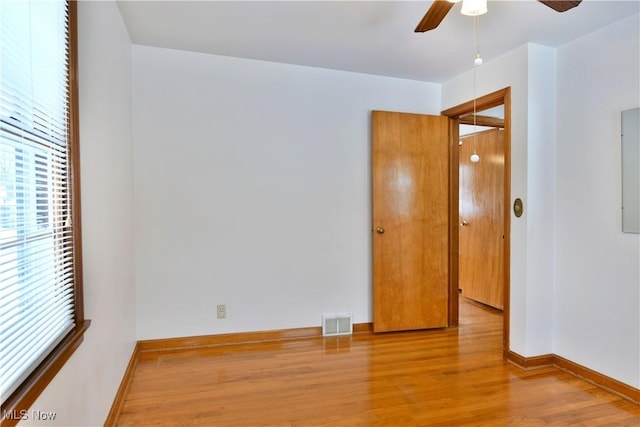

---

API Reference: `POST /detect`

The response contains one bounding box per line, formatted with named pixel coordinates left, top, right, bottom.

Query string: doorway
left=442, top=87, right=511, bottom=353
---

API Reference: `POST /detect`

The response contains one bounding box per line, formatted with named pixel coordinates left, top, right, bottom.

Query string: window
left=0, top=0, right=88, bottom=421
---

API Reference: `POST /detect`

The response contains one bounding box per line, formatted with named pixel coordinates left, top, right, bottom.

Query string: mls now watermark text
left=3, top=410, right=57, bottom=421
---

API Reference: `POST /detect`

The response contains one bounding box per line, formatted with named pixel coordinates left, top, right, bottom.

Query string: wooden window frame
left=0, top=2, right=89, bottom=425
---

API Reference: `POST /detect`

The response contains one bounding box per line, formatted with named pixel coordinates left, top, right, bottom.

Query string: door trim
left=441, top=87, right=512, bottom=353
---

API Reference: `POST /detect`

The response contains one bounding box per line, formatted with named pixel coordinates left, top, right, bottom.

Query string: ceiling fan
left=415, top=0, right=582, bottom=32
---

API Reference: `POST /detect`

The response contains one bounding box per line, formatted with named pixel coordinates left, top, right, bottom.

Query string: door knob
left=376, top=227, right=385, bottom=234
left=461, top=220, right=468, bottom=226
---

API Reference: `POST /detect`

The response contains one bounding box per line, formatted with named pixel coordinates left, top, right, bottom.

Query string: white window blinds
left=0, top=0, right=76, bottom=402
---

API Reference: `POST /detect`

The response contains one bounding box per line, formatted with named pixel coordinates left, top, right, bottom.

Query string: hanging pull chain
left=470, top=15, right=481, bottom=163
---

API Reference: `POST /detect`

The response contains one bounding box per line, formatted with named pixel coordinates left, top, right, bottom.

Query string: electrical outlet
left=216, top=304, right=226, bottom=319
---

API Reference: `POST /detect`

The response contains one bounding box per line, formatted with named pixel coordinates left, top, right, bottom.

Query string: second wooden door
left=459, top=128, right=505, bottom=309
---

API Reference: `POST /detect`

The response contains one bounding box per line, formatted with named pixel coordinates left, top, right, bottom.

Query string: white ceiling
left=116, top=0, right=639, bottom=83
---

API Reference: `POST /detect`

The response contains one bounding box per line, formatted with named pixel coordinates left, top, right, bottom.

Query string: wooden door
left=459, top=128, right=504, bottom=309
left=372, top=111, right=450, bottom=332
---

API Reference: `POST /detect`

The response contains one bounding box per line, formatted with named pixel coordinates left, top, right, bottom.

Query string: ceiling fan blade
left=415, top=0, right=455, bottom=33
left=538, top=1, right=582, bottom=13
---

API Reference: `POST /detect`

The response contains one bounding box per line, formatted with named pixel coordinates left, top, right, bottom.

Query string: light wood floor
left=116, top=300, right=639, bottom=426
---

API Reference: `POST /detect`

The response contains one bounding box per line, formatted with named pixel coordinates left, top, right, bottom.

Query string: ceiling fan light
left=461, top=0, right=487, bottom=16
left=447, top=0, right=462, bottom=3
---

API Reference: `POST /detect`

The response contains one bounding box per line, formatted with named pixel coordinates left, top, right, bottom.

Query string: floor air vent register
left=322, top=312, right=353, bottom=336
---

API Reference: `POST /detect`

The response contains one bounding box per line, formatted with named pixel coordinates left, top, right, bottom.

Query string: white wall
left=21, top=2, right=136, bottom=425
left=524, top=44, right=557, bottom=355
left=554, top=15, right=640, bottom=388
left=133, top=46, right=441, bottom=339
